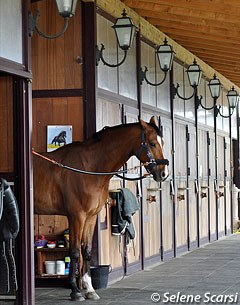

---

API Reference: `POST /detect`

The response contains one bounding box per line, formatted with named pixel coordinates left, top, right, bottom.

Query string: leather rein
left=32, top=128, right=169, bottom=181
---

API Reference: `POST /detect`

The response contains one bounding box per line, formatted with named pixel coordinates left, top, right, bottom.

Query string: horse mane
left=92, top=126, right=110, bottom=141
left=148, top=122, right=162, bottom=137
left=92, top=121, right=162, bottom=142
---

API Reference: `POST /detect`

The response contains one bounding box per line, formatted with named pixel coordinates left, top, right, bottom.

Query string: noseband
left=137, top=129, right=169, bottom=171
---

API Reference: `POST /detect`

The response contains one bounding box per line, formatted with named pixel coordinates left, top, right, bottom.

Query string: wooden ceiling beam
left=203, top=58, right=239, bottom=69
left=205, top=64, right=239, bottom=74
left=124, top=0, right=240, bottom=16
left=151, top=20, right=240, bottom=40
left=156, top=26, right=240, bottom=45
left=134, top=8, right=238, bottom=29
left=185, top=48, right=240, bottom=60
left=173, top=36, right=240, bottom=53
left=124, top=0, right=240, bottom=21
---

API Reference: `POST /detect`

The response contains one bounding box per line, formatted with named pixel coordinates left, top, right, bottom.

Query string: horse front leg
left=68, top=214, right=85, bottom=302
left=81, top=215, right=100, bottom=300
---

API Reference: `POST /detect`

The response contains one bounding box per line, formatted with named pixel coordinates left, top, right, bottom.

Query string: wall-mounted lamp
left=28, top=0, right=78, bottom=39
left=196, top=74, right=221, bottom=110
left=173, top=59, right=202, bottom=100
left=96, top=9, right=136, bottom=68
left=139, top=38, right=175, bottom=86
left=215, top=86, right=239, bottom=118
left=197, top=73, right=238, bottom=118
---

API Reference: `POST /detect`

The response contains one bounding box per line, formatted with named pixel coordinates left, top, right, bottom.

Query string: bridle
left=137, top=128, right=169, bottom=172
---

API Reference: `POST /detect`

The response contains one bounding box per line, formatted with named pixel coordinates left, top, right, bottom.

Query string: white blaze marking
left=83, top=272, right=95, bottom=293
left=157, top=136, right=163, bottom=149
left=157, top=136, right=169, bottom=178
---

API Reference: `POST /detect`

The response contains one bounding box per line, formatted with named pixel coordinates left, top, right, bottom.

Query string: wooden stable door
left=217, top=135, right=225, bottom=237
left=141, top=112, right=162, bottom=266
left=224, top=137, right=232, bottom=235
left=174, top=122, right=188, bottom=255
left=186, top=125, right=198, bottom=250
left=160, top=117, right=174, bottom=260
left=96, top=98, right=123, bottom=272
left=124, top=106, right=141, bottom=274
left=208, top=131, right=217, bottom=241
left=198, top=129, right=209, bottom=246
left=0, top=76, right=14, bottom=175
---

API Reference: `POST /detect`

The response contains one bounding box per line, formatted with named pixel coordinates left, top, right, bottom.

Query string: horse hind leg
left=68, top=215, right=85, bottom=302
left=82, top=215, right=100, bottom=300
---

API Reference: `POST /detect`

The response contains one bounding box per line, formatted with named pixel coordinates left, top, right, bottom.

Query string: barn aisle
left=35, top=234, right=240, bottom=305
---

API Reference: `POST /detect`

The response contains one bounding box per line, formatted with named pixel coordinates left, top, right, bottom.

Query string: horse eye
left=150, top=142, right=156, bottom=148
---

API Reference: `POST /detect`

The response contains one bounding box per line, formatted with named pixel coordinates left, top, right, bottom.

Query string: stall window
left=231, top=106, right=237, bottom=139
left=216, top=91, right=223, bottom=131
left=222, top=90, right=230, bottom=133
left=173, top=62, right=184, bottom=117
left=141, top=42, right=156, bottom=107
left=206, top=81, right=214, bottom=128
left=197, top=78, right=206, bottom=125
left=157, top=72, right=170, bottom=112
left=97, top=14, right=118, bottom=93
left=0, top=0, right=22, bottom=63
left=184, top=66, right=195, bottom=121
left=119, top=40, right=137, bottom=100
left=97, top=14, right=137, bottom=101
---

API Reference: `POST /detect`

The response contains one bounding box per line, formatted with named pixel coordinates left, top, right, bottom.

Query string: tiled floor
left=36, top=235, right=240, bottom=304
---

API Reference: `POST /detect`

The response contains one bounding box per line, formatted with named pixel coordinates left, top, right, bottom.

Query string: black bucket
left=90, top=265, right=112, bottom=290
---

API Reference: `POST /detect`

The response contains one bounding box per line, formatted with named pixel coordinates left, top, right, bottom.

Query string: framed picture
left=47, top=125, right=72, bottom=152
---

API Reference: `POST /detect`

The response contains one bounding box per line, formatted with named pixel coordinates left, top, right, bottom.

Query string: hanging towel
left=111, top=188, right=139, bottom=241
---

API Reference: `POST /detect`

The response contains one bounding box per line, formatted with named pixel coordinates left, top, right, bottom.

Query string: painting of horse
left=51, top=130, right=67, bottom=146
left=33, top=116, right=169, bottom=301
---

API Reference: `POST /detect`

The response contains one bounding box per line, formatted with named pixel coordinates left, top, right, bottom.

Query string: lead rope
left=32, top=150, right=151, bottom=180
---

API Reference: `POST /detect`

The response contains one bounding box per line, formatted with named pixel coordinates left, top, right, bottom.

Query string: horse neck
left=94, top=123, right=141, bottom=173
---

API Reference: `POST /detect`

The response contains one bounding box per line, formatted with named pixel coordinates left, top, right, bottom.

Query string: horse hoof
left=85, top=292, right=100, bottom=300
left=70, top=292, right=85, bottom=301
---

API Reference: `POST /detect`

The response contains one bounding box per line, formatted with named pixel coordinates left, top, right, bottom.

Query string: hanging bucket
left=90, top=265, right=112, bottom=289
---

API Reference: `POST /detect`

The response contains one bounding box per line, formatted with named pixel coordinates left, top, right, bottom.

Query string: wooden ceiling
left=122, top=0, right=240, bottom=88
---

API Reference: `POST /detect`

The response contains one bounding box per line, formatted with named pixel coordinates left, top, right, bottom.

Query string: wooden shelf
left=35, top=247, right=69, bottom=253
left=35, top=274, right=69, bottom=279
left=35, top=247, right=69, bottom=278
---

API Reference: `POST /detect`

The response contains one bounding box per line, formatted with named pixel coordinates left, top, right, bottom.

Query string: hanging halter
left=137, top=129, right=169, bottom=172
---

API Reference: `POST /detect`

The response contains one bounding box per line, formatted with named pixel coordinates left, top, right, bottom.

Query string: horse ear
left=139, top=119, right=148, bottom=130
left=149, top=116, right=157, bottom=126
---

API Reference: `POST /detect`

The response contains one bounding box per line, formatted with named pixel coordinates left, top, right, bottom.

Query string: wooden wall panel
left=32, top=97, right=84, bottom=152
left=31, top=0, right=82, bottom=90
left=34, top=214, right=68, bottom=237
left=33, top=96, right=84, bottom=236
left=0, top=76, right=13, bottom=172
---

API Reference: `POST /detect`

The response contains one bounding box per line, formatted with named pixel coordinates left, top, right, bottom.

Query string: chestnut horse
left=33, top=117, right=169, bottom=301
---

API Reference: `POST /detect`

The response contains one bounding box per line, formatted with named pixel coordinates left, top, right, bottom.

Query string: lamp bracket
left=139, top=66, right=167, bottom=86
left=96, top=44, right=127, bottom=68
left=196, top=96, right=217, bottom=110
left=28, top=10, right=69, bottom=39
left=215, top=105, right=235, bottom=118
left=173, top=83, right=196, bottom=100
left=28, top=11, right=38, bottom=37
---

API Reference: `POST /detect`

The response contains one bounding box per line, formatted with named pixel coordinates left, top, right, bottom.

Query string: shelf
left=35, top=274, right=68, bottom=279
left=35, top=247, right=69, bottom=252
left=35, top=247, right=69, bottom=278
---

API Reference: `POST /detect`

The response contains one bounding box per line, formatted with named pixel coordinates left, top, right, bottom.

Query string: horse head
left=137, top=116, right=169, bottom=182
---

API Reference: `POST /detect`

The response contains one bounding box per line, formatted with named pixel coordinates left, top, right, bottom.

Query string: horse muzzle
left=146, top=159, right=169, bottom=182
